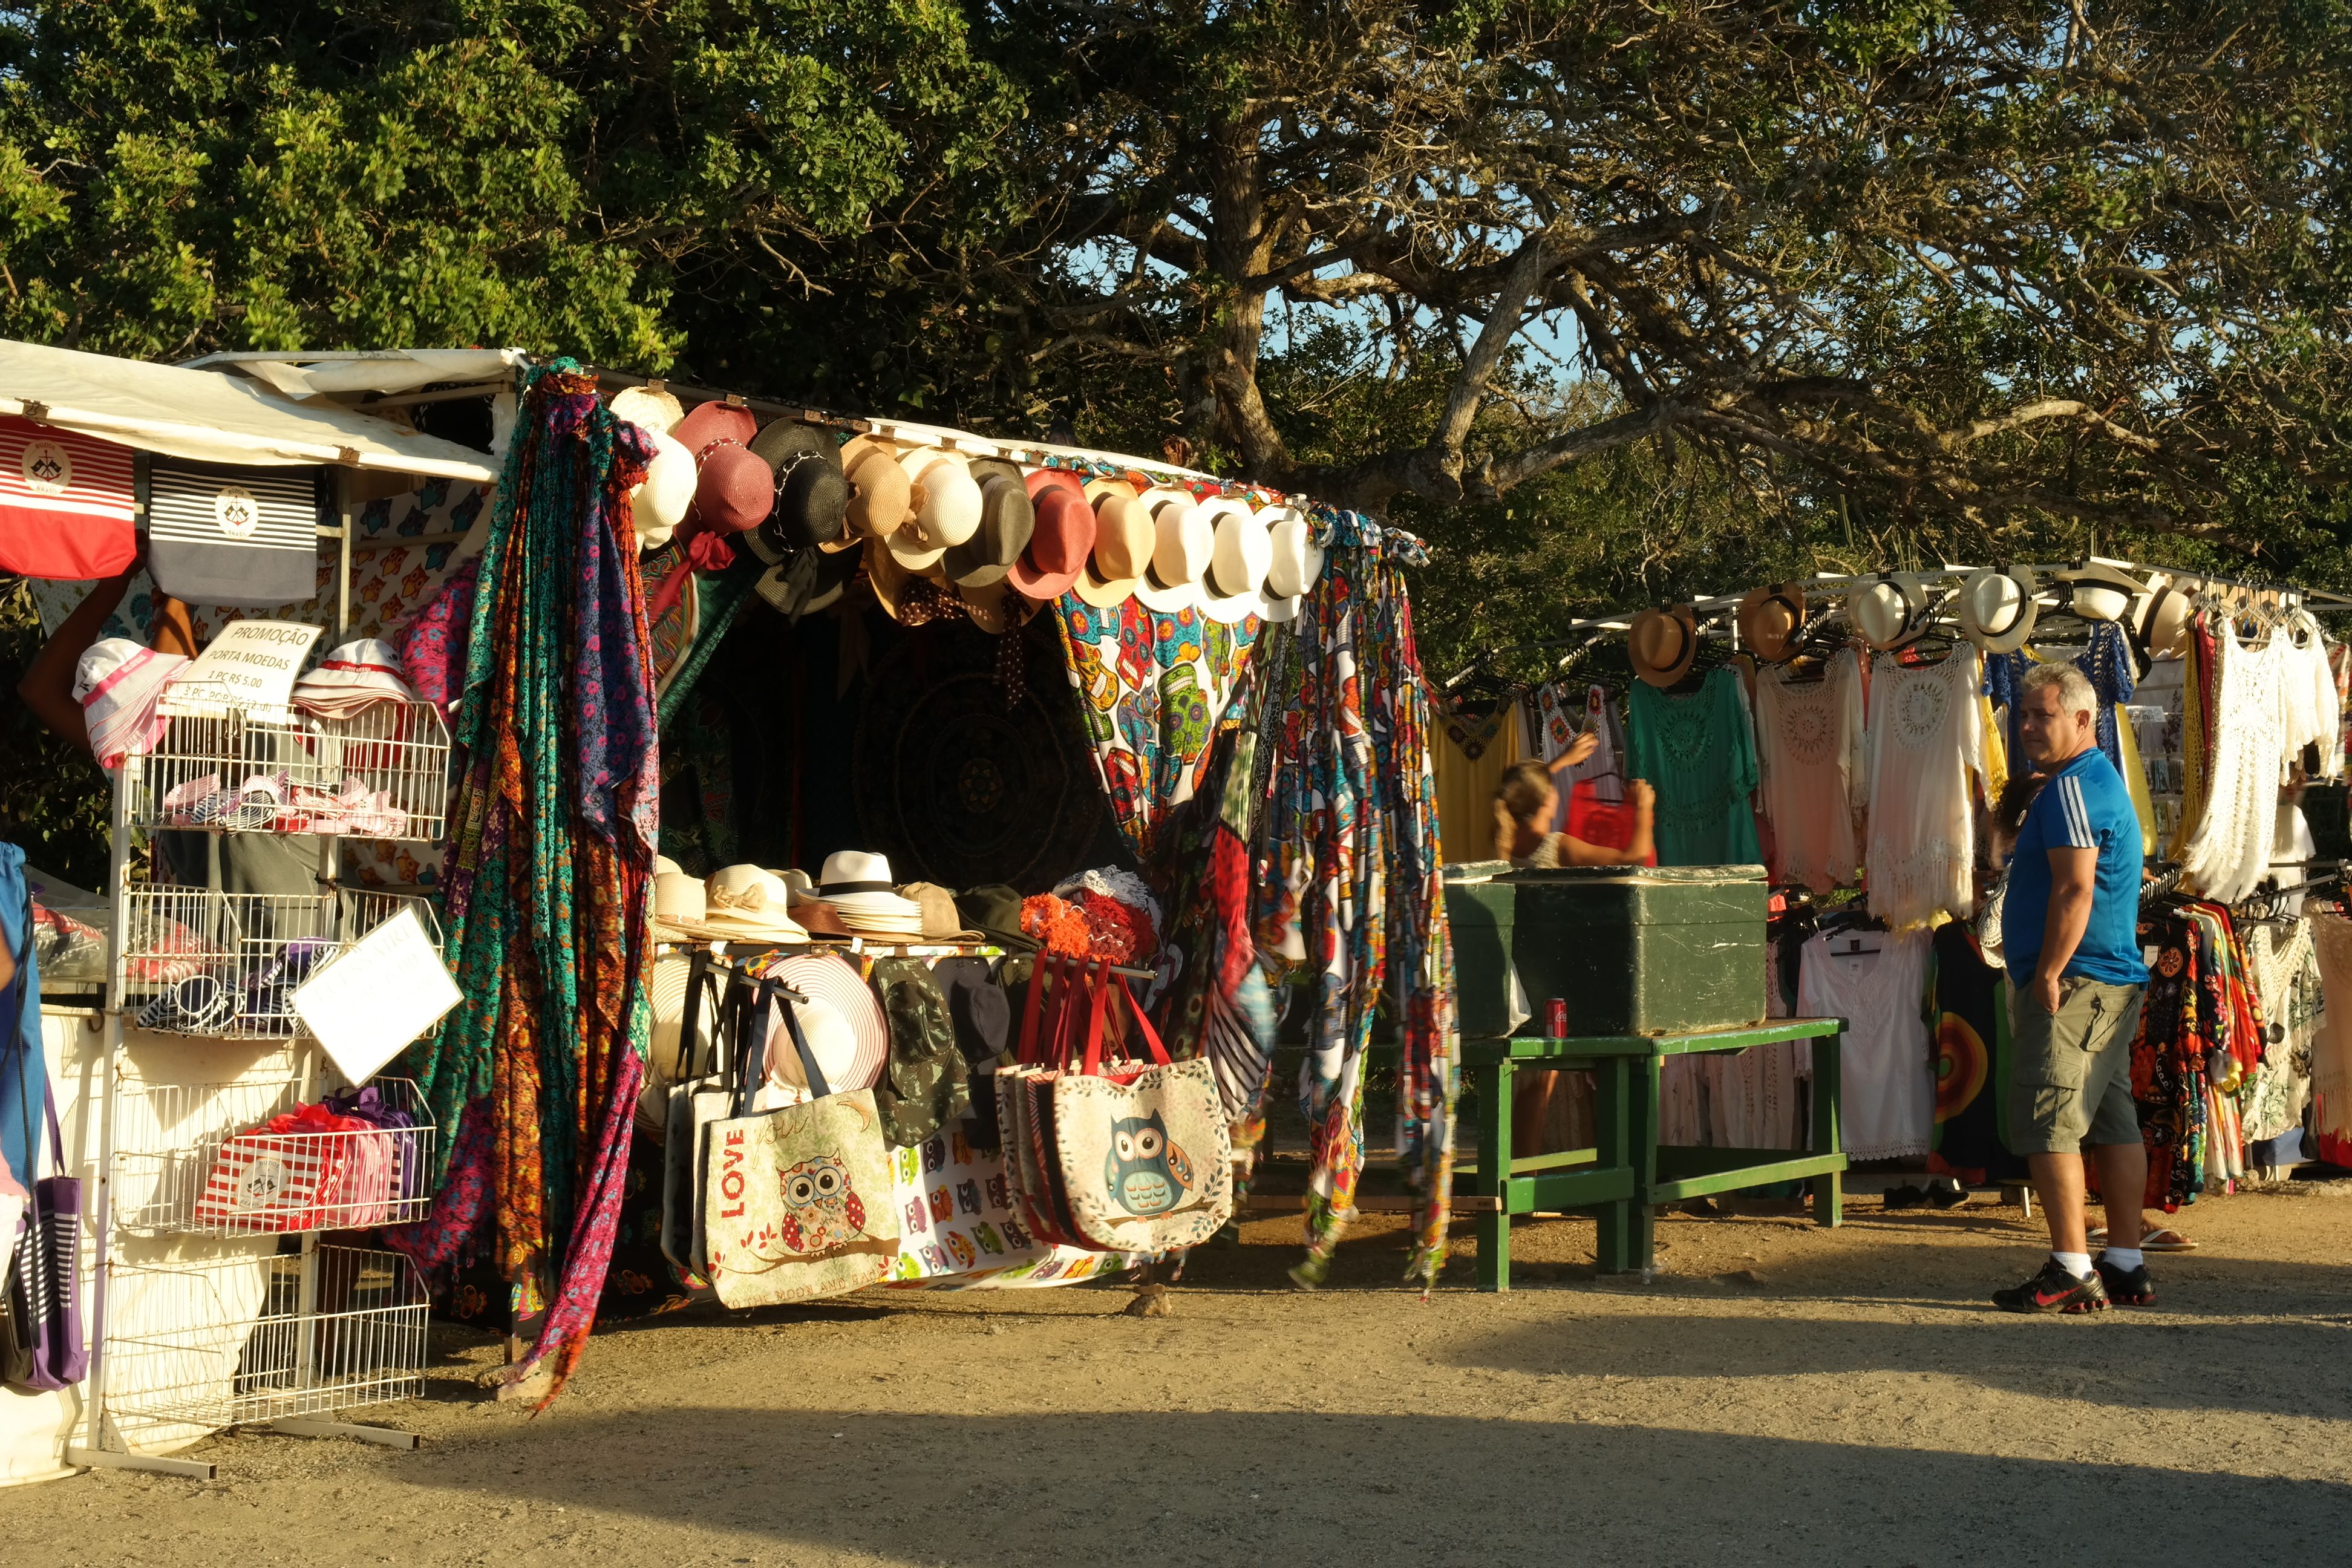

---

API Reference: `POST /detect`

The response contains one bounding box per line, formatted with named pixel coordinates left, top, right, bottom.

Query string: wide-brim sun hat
left=689, top=442, right=775, bottom=536
left=1628, top=604, right=1699, bottom=688
left=628, top=427, right=696, bottom=549
left=1134, top=490, right=1211, bottom=613
left=647, top=950, right=720, bottom=1086
left=2135, top=574, right=2194, bottom=659
left=958, top=576, right=1016, bottom=634
left=1958, top=566, right=2040, bottom=654
left=944, top=467, right=1036, bottom=587
left=1200, top=497, right=1272, bottom=625
left=1256, top=503, right=1322, bottom=624
left=756, top=545, right=860, bottom=622
left=763, top=953, right=890, bottom=1091
left=1007, top=482, right=1096, bottom=603
left=745, top=420, right=849, bottom=560
left=1735, top=583, right=1805, bottom=662
left=670, top=399, right=759, bottom=457
left=841, top=437, right=913, bottom=543
left=609, top=384, right=684, bottom=436
left=697, top=863, right=809, bottom=942
left=652, top=871, right=715, bottom=941
left=293, top=638, right=415, bottom=708
left=760, top=991, right=870, bottom=1101
left=1076, top=490, right=1155, bottom=608
left=890, top=448, right=981, bottom=569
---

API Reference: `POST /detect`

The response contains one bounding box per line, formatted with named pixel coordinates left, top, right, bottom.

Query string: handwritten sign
left=166, top=619, right=322, bottom=717
left=292, top=906, right=462, bottom=1083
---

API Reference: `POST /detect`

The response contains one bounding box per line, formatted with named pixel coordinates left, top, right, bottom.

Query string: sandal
left=2087, top=1224, right=2198, bottom=1252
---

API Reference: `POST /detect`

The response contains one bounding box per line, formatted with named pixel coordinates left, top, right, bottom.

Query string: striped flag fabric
left=0, top=415, right=137, bottom=579
left=148, top=458, right=325, bottom=606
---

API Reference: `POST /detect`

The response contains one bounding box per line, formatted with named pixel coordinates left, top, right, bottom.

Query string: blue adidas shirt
left=2002, top=747, right=2149, bottom=986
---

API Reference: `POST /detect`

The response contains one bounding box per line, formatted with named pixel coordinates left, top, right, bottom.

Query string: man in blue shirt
left=1994, top=662, right=2153, bottom=1314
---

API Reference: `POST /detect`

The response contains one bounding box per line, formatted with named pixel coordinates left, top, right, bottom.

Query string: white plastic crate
left=102, top=1247, right=430, bottom=1428
left=126, top=701, right=451, bottom=841
left=121, top=887, right=441, bottom=1040
left=113, top=1077, right=437, bottom=1236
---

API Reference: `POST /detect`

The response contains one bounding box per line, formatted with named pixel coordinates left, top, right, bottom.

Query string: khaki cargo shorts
left=2006, top=978, right=2145, bottom=1155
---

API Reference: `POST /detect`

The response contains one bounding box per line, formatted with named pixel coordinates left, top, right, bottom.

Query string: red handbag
left=1567, top=779, right=1656, bottom=866
left=0, top=417, right=137, bottom=580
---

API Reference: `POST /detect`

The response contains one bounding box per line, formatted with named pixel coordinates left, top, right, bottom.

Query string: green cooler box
left=1506, top=864, right=1767, bottom=1036
left=1443, top=861, right=1520, bottom=1039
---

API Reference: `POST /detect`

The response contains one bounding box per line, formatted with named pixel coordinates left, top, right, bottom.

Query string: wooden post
left=1595, top=1057, right=1634, bottom=1273
left=1630, top=1053, right=1659, bottom=1267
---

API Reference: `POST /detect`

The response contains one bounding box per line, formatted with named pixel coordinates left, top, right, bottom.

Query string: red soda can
left=1545, top=998, right=1569, bottom=1039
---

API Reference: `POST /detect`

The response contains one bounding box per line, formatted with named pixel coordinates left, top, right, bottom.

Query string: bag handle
left=1076, top=960, right=1118, bottom=1077
left=1052, top=954, right=1095, bottom=1071
left=1112, top=975, right=1172, bottom=1068
left=729, top=978, right=778, bottom=1119
left=775, top=997, right=829, bottom=1102
left=1016, top=951, right=1053, bottom=1066
left=677, top=948, right=717, bottom=1077
left=7, top=878, right=62, bottom=1180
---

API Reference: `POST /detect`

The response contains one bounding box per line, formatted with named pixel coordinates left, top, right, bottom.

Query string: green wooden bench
left=1459, top=1018, right=1847, bottom=1290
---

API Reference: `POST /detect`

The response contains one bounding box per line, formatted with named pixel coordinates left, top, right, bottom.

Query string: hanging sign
left=165, top=619, right=322, bottom=718
left=293, top=907, right=463, bottom=1085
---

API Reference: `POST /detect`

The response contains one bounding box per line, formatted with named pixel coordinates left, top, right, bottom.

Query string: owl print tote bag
left=701, top=983, right=898, bottom=1308
left=1052, top=965, right=1233, bottom=1253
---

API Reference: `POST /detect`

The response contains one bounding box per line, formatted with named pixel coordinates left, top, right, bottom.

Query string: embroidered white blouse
left=1861, top=646, right=1987, bottom=928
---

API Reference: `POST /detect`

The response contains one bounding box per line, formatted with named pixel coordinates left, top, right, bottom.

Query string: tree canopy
left=5, top=0, right=2352, bottom=669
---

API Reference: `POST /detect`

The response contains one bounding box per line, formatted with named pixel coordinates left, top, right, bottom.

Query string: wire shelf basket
left=113, top=1077, right=438, bottom=1236
left=126, top=701, right=451, bottom=841
left=103, top=1248, right=429, bottom=1428
left=121, top=888, right=442, bottom=1039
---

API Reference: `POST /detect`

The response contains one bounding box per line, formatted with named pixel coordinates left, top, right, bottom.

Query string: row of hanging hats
left=603, top=387, right=1326, bottom=630
left=1624, top=560, right=2196, bottom=687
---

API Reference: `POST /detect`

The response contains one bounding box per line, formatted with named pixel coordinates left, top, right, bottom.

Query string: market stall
left=0, top=338, right=1458, bottom=1476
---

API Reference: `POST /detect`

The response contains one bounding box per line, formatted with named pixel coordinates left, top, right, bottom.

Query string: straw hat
left=628, top=428, right=696, bottom=550
left=671, top=400, right=759, bottom=456
left=699, top=864, right=809, bottom=942
left=652, top=871, right=714, bottom=942
left=943, top=465, right=1035, bottom=587
left=1957, top=566, right=2040, bottom=654
left=2057, top=563, right=2148, bottom=624
left=688, top=443, right=774, bottom=537
left=1007, top=480, right=1096, bottom=603
left=1076, top=489, right=1155, bottom=608
left=754, top=545, right=859, bottom=622
left=1134, top=491, right=1212, bottom=613
left=814, top=850, right=927, bottom=935
left=840, top=437, right=913, bottom=543
left=1628, top=604, right=1699, bottom=688
left=745, top=421, right=849, bottom=560
left=609, top=385, right=684, bottom=436
left=647, top=951, right=719, bottom=1086
left=1735, top=583, right=1805, bottom=662
left=1850, top=571, right=1930, bottom=650
left=1200, top=498, right=1272, bottom=626
left=957, top=576, right=1017, bottom=634
left=1256, top=505, right=1323, bottom=625
left=763, top=953, right=890, bottom=1091
left=890, top=448, right=982, bottom=569
left=2134, top=574, right=2194, bottom=659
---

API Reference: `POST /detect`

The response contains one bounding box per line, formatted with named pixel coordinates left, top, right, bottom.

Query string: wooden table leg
left=1628, top=1054, right=1658, bottom=1270
left=1811, top=1023, right=1843, bottom=1228
left=1594, top=1056, right=1633, bottom=1273
left=1475, top=1060, right=1514, bottom=1291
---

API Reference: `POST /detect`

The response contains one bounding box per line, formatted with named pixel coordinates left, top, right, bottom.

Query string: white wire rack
left=102, top=1247, right=430, bottom=1428
left=126, top=701, right=451, bottom=841
left=113, top=1077, right=437, bottom=1236
left=120, top=888, right=442, bottom=1039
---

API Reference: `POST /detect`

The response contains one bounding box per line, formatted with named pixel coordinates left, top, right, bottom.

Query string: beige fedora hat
left=1133, top=489, right=1210, bottom=613
left=2134, top=573, right=2194, bottom=658
left=1628, top=604, right=1699, bottom=688
left=699, top=864, right=809, bottom=943
left=1200, top=498, right=1272, bottom=625
left=1256, top=503, right=1322, bottom=624
left=2058, top=562, right=2148, bottom=624
left=1958, top=566, right=2040, bottom=654
left=1851, top=571, right=1930, bottom=650
left=1076, top=489, right=1155, bottom=608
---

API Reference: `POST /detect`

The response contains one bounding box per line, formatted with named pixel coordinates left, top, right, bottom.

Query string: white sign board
left=165, top=619, right=322, bottom=718
left=293, top=906, right=462, bottom=1084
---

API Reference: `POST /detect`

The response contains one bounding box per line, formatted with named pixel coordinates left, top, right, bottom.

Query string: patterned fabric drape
left=1052, top=598, right=1259, bottom=861
left=391, top=360, right=660, bottom=1405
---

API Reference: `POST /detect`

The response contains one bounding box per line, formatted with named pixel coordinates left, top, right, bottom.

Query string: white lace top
left=1756, top=651, right=1864, bottom=893
left=2180, top=620, right=2285, bottom=904
left=2276, top=611, right=2342, bottom=779
left=1861, top=647, right=1987, bottom=928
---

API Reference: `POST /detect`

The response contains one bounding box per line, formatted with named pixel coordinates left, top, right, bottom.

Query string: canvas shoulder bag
left=1053, top=969, right=1233, bottom=1253
left=701, top=984, right=898, bottom=1308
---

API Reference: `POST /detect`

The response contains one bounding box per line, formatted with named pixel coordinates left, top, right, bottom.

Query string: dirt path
left=8, top=1184, right=2350, bottom=1567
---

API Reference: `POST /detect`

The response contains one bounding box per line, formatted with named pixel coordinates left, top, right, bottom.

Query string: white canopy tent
left=0, top=338, right=500, bottom=483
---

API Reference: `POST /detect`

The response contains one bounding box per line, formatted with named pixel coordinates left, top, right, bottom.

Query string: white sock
left=2051, top=1251, right=2093, bottom=1278
left=2103, top=1246, right=2145, bottom=1270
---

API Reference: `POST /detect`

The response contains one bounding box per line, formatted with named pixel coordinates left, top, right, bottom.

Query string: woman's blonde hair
left=1495, top=760, right=1553, bottom=825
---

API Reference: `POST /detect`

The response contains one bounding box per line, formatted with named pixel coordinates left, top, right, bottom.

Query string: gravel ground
left=6, top=1182, right=2349, bottom=1567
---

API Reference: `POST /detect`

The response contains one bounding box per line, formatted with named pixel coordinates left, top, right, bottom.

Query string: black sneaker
left=1993, top=1256, right=2110, bottom=1313
left=2094, top=1256, right=2156, bottom=1307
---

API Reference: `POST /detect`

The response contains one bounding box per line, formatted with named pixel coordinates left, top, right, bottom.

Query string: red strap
left=1016, top=951, right=1051, bottom=1065
left=1078, top=961, right=1117, bottom=1076
left=1114, top=976, right=1172, bottom=1066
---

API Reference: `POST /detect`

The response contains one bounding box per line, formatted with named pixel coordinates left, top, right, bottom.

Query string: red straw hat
left=690, top=442, right=776, bottom=535
left=1007, top=483, right=1097, bottom=603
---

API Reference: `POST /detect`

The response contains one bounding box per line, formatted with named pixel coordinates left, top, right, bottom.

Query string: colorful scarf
left=391, top=360, right=660, bottom=1405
